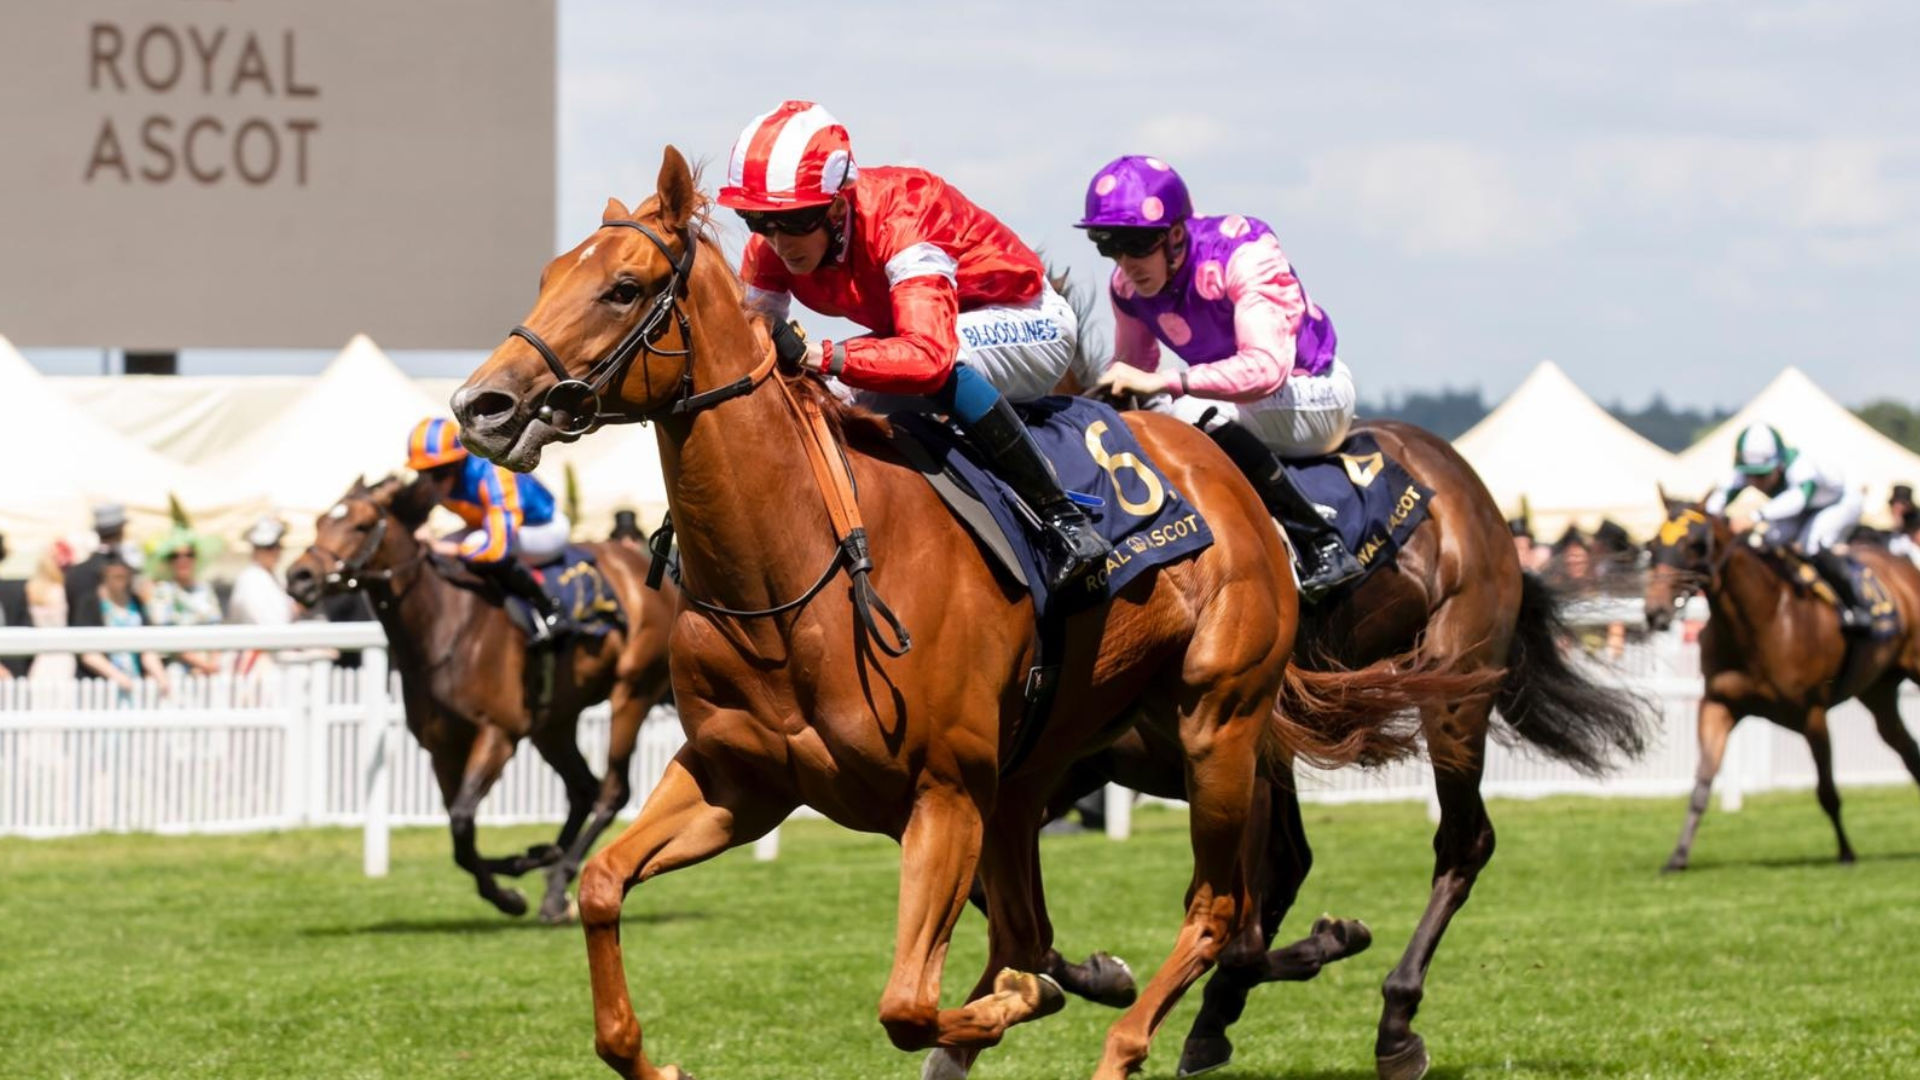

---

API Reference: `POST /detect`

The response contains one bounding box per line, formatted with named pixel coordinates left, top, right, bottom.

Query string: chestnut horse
left=450, top=147, right=1482, bottom=1080
left=1645, top=498, right=1920, bottom=871
left=1040, top=414, right=1655, bottom=1079
left=287, top=475, right=675, bottom=923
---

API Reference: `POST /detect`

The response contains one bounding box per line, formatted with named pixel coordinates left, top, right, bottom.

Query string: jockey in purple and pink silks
left=1075, top=155, right=1362, bottom=600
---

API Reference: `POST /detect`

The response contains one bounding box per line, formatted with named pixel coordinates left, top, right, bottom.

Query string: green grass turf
left=3, top=787, right=1918, bottom=1079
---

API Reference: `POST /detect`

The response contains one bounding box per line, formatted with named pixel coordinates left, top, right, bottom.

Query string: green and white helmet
left=1733, top=423, right=1791, bottom=475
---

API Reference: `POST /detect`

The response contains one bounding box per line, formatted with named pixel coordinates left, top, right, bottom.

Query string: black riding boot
left=490, top=559, right=560, bottom=646
left=960, top=397, right=1113, bottom=595
left=1810, top=549, right=1874, bottom=633
left=1206, top=420, right=1364, bottom=604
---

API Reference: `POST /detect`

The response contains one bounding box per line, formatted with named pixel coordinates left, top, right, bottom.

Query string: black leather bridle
left=509, top=219, right=717, bottom=438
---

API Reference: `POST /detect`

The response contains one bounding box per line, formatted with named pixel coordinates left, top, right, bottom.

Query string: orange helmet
left=717, top=100, right=858, bottom=212
left=406, top=417, right=467, bottom=471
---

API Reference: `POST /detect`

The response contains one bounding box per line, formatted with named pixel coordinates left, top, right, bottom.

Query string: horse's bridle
left=508, top=219, right=771, bottom=438
left=309, top=510, right=422, bottom=604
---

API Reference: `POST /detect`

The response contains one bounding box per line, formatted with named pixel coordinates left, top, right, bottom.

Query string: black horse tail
left=1494, top=572, right=1656, bottom=775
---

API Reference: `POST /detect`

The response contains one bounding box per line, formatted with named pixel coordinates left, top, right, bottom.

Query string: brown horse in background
left=287, top=475, right=676, bottom=923
left=449, top=147, right=1485, bottom=1080
left=1039, top=406, right=1655, bottom=1079
left=1645, top=498, right=1920, bottom=871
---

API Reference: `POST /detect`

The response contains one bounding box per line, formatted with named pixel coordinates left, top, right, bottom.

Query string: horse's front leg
left=579, top=747, right=790, bottom=1080
left=446, top=723, right=532, bottom=916
left=878, top=786, right=1063, bottom=1059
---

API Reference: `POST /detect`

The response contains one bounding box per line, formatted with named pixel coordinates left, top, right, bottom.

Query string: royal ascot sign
left=0, top=1, right=556, bottom=350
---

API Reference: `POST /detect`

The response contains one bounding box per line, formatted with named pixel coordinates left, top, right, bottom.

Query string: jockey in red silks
left=715, top=99, right=1110, bottom=593
left=1076, top=155, right=1362, bottom=601
left=407, top=417, right=567, bottom=644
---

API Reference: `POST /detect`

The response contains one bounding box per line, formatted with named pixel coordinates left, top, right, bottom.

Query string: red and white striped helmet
left=717, top=100, right=858, bottom=211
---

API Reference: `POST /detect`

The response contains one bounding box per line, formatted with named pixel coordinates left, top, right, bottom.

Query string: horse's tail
left=1269, top=659, right=1501, bottom=771
left=1492, top=572, right=1656, bottom=775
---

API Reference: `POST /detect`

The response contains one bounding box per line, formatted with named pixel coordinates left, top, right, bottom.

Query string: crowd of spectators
left=0, top=503, right=360, bottom=692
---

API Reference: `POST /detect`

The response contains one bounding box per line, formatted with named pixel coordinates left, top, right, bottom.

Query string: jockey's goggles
left=738, top=206, right=832, bottom=237
left=1087, top=227, right=1168, bottom=259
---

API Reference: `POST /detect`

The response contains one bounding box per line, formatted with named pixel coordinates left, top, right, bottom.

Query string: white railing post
left=1104, top=783, right=1132, bottom=840
left=753, top=826, right=781, bottom=861
left=360, top=646, right=391, bottom=878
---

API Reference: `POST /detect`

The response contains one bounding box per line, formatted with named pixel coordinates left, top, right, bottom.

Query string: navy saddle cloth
left=1786, top=555, right=1902, bottom=641
left=1281, top=432, right=1434, bottom=586
left=506, top=545, right=625, bottom=640
left=892, top=396, right=1214, bottom=619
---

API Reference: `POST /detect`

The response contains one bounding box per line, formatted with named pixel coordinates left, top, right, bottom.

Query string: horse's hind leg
left=529, top=715, right=605, bottom=923
left=1665, top=698, right=1738, bottom=872
left=581, top=746, right=790, bottom=1080
left=1374, top=702, right=1496, bottom=1080
left=1804, top=708, right=1857, bottom=864
left=1094, top=695, right=1266, bottom=1080
left=874, top=782, right=1066, bottom=1057
left=444, top=723, right=534, bottom=917
left=543, top=672, right=661, bottom=923
left=1179, top=768, right=1372, bottom=1078
left=1860, top=678, right=1920, bottom=793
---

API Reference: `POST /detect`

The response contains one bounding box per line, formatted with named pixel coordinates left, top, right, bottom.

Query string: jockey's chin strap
left=642, top=366, right=911, bottom=658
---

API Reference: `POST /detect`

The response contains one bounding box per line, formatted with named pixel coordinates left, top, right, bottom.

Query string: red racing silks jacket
left=739, top=166, right=1047, bottom=396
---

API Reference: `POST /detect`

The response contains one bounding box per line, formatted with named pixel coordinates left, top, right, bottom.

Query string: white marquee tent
left=1666, top=367, right=1920, bottom=527
left=1453, top=361, right=1678, bottom=540
left=199, top=335, right=453, bottom=543
left=0, top=334, right=265, bottom=569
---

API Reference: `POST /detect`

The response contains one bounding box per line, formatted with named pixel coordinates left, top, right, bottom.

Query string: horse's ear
left=657, top=145, right=697, bottom=230
left=1656, top=482, right=1674, bottom=511
left=349, top=474, right=368, bottom=496
left=601, top=197, right=631, bottom=224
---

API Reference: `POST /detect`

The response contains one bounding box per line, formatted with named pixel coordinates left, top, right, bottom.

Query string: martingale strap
left=781, top=379, right=912, bottom=657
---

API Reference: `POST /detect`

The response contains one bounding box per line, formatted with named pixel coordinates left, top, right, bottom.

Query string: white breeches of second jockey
left=1769, top=488, right=1863, bottom=551
left=852, top=284, right=1079, bottom=412
left=1151, top=359, right=1357, bottom=458
left=448, top=514, right=571, bottom=567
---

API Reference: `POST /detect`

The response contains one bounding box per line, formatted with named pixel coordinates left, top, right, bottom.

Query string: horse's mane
left=650, top=170, right=893, bottom=449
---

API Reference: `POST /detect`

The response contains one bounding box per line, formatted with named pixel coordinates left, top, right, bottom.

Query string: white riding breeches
left=1150, top=359, right=1357, bottom=458
left=1770, top=487, right=1863, bottom=551
left=447, top=513, right=571, bottom=567
left=851, top=284, right=1079, bottom=412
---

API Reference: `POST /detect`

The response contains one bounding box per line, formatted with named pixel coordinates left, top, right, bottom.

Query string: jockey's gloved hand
left=1745, top=528, right=1770, bottom=551
left=771, top=319, right=809, bottom=370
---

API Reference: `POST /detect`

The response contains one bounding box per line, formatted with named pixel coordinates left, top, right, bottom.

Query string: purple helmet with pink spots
left=1075, top=155, right=1193, bottom=229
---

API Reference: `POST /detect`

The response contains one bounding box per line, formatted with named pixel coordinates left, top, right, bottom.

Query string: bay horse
left=1644, top=496, right=1920, bottom=871
left=1038, top=402, right=1656, bottom=1078
left=286, top=474, right=676, bottom=923
left=449, top=147, right=1484, bottom=1080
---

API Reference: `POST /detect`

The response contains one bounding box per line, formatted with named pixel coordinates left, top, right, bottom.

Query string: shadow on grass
left=1675, top=849, right=1920, bottom=873
left=302, top=909, right=707, bottom=937
left=1228, top=1063, right=1610, bottom=1080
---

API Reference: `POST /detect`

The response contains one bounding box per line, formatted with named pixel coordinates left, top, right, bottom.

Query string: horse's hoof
left=1839, top=850, right=1859, bottom=865
left=993, top=968, right=1067, bottom=1021
left=1377, top=1035, right=1430, bottom=1080
left=1661, top=858, right=1688, bottom=874
left=922, top=1048, right=971, bottom=1080
left=489, top=889, right=529, bottom=918
left=1081, top=952, right=1139, bottom=1008
left=1314, top=915, right=1374, bottom=957
left=1176, top=1035, right=1232, bottom=1077
left=538, top=893, right=578, bottom=925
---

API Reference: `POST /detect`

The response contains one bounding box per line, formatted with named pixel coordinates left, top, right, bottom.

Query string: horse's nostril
left=454, top=387, right=519, bottom=429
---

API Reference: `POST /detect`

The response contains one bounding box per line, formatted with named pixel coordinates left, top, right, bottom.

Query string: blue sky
left=30, top=0, right=1920, bottom=409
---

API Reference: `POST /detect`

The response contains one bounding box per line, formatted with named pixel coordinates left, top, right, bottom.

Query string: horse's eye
left=606, top=280, right=642, bottom=305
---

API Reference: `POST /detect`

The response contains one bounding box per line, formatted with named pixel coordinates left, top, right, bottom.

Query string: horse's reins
left=309, top=511, right=428, bottom=612
left=508, top=218, right=910, bottom=656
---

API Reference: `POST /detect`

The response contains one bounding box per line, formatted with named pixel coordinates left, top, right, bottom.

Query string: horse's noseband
left=509, top=219, right=698, bottom=438
left=317, top=515, right=391, bottom=592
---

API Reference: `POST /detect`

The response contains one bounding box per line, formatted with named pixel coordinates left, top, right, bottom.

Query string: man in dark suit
left=0, top=530, right=29, bottom=677
left=65, top=504, right=134, bottom=629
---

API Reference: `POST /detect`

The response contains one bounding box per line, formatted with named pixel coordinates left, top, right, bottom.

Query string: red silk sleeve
left=837, top=275, right=961, bottom=396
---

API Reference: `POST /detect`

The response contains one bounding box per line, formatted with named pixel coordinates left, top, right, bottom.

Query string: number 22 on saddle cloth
left=894, top=396, right=1214, bottom=619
